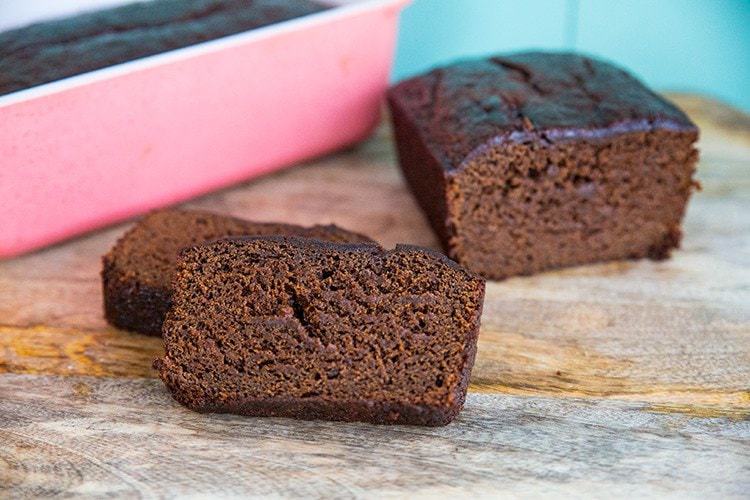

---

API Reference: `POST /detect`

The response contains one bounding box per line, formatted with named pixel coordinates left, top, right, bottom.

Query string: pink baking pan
left=0, top=0, right=410, bottom=258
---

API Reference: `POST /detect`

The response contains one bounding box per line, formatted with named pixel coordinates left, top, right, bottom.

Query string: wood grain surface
left=1, top=94, right=749, bottom=498
left=2, top=374, right=748, bottom=498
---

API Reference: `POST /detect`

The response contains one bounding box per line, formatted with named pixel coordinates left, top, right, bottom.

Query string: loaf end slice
left=102, top=209, right=374, bottom=335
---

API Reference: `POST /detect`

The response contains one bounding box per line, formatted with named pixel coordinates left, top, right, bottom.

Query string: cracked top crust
left=387, top=51, right=697, bottom=169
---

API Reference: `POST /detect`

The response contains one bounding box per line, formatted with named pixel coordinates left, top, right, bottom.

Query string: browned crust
left=152, top=383, right=464, bottom=426
left=102, top=254, right=170, bottom=336
left=218, top=235, right=478, bottom=277
left=387, top=91, right=454, bottom=252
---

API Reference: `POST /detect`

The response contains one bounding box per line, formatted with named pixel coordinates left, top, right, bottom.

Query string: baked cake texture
left=155, top=236, right=485, bottom=425
left=387, top=51, right=699, bottom=279
left=0, top=0, right=329, bottom=96
left=102, top=209, right=373, bottom=336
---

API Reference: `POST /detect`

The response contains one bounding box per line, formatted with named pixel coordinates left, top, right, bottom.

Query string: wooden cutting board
left=1, top=95, right=749, bottom=498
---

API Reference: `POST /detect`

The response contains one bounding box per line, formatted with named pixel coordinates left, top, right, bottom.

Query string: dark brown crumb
left=156, top=236, right=485, bottom=426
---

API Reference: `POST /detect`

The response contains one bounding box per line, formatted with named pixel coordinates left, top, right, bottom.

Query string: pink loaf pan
left=0, top=0, right=410, bottom=258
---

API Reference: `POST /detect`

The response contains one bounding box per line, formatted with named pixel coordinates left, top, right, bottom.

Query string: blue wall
left=394, top=0, right=750, bottom=111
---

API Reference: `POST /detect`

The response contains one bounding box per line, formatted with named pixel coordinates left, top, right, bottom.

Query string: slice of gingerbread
left=155, top=236, right=485, bottom=426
